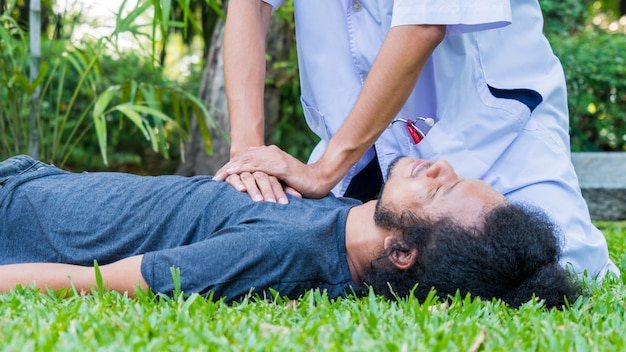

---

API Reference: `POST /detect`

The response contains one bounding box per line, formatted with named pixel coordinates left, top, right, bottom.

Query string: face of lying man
left=376, top=158, right=507, bottom=228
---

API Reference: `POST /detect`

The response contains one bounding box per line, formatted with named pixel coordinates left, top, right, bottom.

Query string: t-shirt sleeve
left=391, top=0, right=512, bottom=35
left=262, top=0, right=284, bottom=11
left=140, top=226, right=279, bottom=301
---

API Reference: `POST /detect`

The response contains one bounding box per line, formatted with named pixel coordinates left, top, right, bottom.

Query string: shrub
left=1, top=0, right=212, bottom=170
left=552, top=30, right=626, bottom=151
left=541, top=0, right=626, bottom=151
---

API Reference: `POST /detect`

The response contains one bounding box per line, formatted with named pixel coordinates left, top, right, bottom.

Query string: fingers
left=239, top=172, right=263, bottom=201
left=225, top=174, right=246, bottom=192
left=213, top=146, right=304, bottom=202
left=284, top=186, right=302, bottom=199
left=213, top=158, right=252, bottom=181
left=213, top=166, right=231, bottom=181
left=227, top=171, right=290, bottom=204
left=269, top=176, right=289, bottom=204
left=213, top=145, right=289, bottom=181
left=249, top=172, right=289, bottom=204
left=214, top=158, right=242, bottom=181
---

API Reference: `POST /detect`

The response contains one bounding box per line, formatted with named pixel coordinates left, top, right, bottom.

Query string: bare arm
left=224, top=0, right=272, bottom=156
left=222, top=0, right=299, bottom=203
left=313, top=25, right=446, bottom=192
left=216, top=24, right=446, bottom=198
left=0, top=255, right=148, bottom=296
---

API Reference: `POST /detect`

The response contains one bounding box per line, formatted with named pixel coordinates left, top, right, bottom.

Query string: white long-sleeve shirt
left=263, top=0, right=619, bottom=278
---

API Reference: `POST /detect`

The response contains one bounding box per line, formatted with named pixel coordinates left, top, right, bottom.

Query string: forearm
left=0, top=256, right=148, bottom=296
left=224, top=0, right=273, bottom=156
left=315, top=25, right=446, bottom=186
left=214, top=25, right=445, bottom=199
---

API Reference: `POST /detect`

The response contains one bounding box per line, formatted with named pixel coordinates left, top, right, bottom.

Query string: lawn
left=1, top=223, right=625, bottom=351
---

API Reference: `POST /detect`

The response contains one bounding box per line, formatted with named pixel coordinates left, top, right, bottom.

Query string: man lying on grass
left=0, top=155, right=579, bottom=308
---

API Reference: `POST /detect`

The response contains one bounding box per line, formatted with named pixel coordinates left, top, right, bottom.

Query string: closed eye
left=442, top=180, right=463, bottom=196
left=429, top=185, right=443, bottom=199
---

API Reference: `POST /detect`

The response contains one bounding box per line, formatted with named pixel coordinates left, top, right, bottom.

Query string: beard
left=374, top=200, right=406, bottom=230
left=374, top=157, right=413, bottom=230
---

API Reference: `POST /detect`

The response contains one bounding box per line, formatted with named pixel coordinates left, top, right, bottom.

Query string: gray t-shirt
left=0, top=166, right=361, bottom=301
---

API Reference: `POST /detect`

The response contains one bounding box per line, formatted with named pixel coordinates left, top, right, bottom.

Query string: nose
left=425, top=160, right=459, bottom=182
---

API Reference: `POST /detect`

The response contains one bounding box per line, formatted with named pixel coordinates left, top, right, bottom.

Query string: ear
left=383, top=236, right=418, bottom=270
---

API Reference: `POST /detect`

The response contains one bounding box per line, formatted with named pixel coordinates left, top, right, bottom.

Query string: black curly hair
left=364, top=203, right=580, bottom=309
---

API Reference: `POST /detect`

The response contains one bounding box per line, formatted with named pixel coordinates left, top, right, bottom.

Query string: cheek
left=431, top=198, right=486, bottom=226
left=381, top=186, right=411, bottom=210
left=388, top=190, right=428, bottom=213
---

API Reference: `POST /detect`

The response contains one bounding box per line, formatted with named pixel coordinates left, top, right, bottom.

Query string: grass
left=1, top=223, right=625, bottom=351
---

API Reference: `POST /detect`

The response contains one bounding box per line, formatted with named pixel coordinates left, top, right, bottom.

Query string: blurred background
left=1, top=0, right=625, bottom=175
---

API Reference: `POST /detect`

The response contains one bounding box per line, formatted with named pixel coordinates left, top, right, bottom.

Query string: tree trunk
left=175, top=13, right=229, bottom=176
left=176, top=3, right=294, bottom=176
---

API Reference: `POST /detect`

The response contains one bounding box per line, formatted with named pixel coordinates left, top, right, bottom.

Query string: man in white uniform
left=215, top=0, right=619, bottom=279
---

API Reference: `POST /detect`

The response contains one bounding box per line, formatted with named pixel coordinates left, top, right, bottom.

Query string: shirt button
left=352, top=0, right=362, bottom=12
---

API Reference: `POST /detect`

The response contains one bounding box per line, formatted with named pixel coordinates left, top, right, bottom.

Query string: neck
left=344, top=200, right=389, bottom=284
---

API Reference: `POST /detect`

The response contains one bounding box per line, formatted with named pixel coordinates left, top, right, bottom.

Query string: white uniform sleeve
left=391, top=0, right=512, bottom=35
left=263, top=0, right=284, bottom=11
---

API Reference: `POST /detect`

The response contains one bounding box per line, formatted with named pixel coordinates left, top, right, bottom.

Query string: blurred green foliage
left=62, top=46, right=204, bottom=173
left=2, top=0, right=625, bottom=174
left=1, top=0, right=212, bottom=173
left=554, top=30, right=626, bottom=151
left=541, top=0, right=626, bottom=151
left=541, top=0, right=593, bottom=35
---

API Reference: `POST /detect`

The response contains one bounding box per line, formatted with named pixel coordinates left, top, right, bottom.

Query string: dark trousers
left=343, top=156, right=383, bottom=202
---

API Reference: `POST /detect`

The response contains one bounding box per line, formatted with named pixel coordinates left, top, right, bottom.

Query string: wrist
left=230, top=132, right=264, bottom=158
left=309, top=157, right=347, bottom=195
